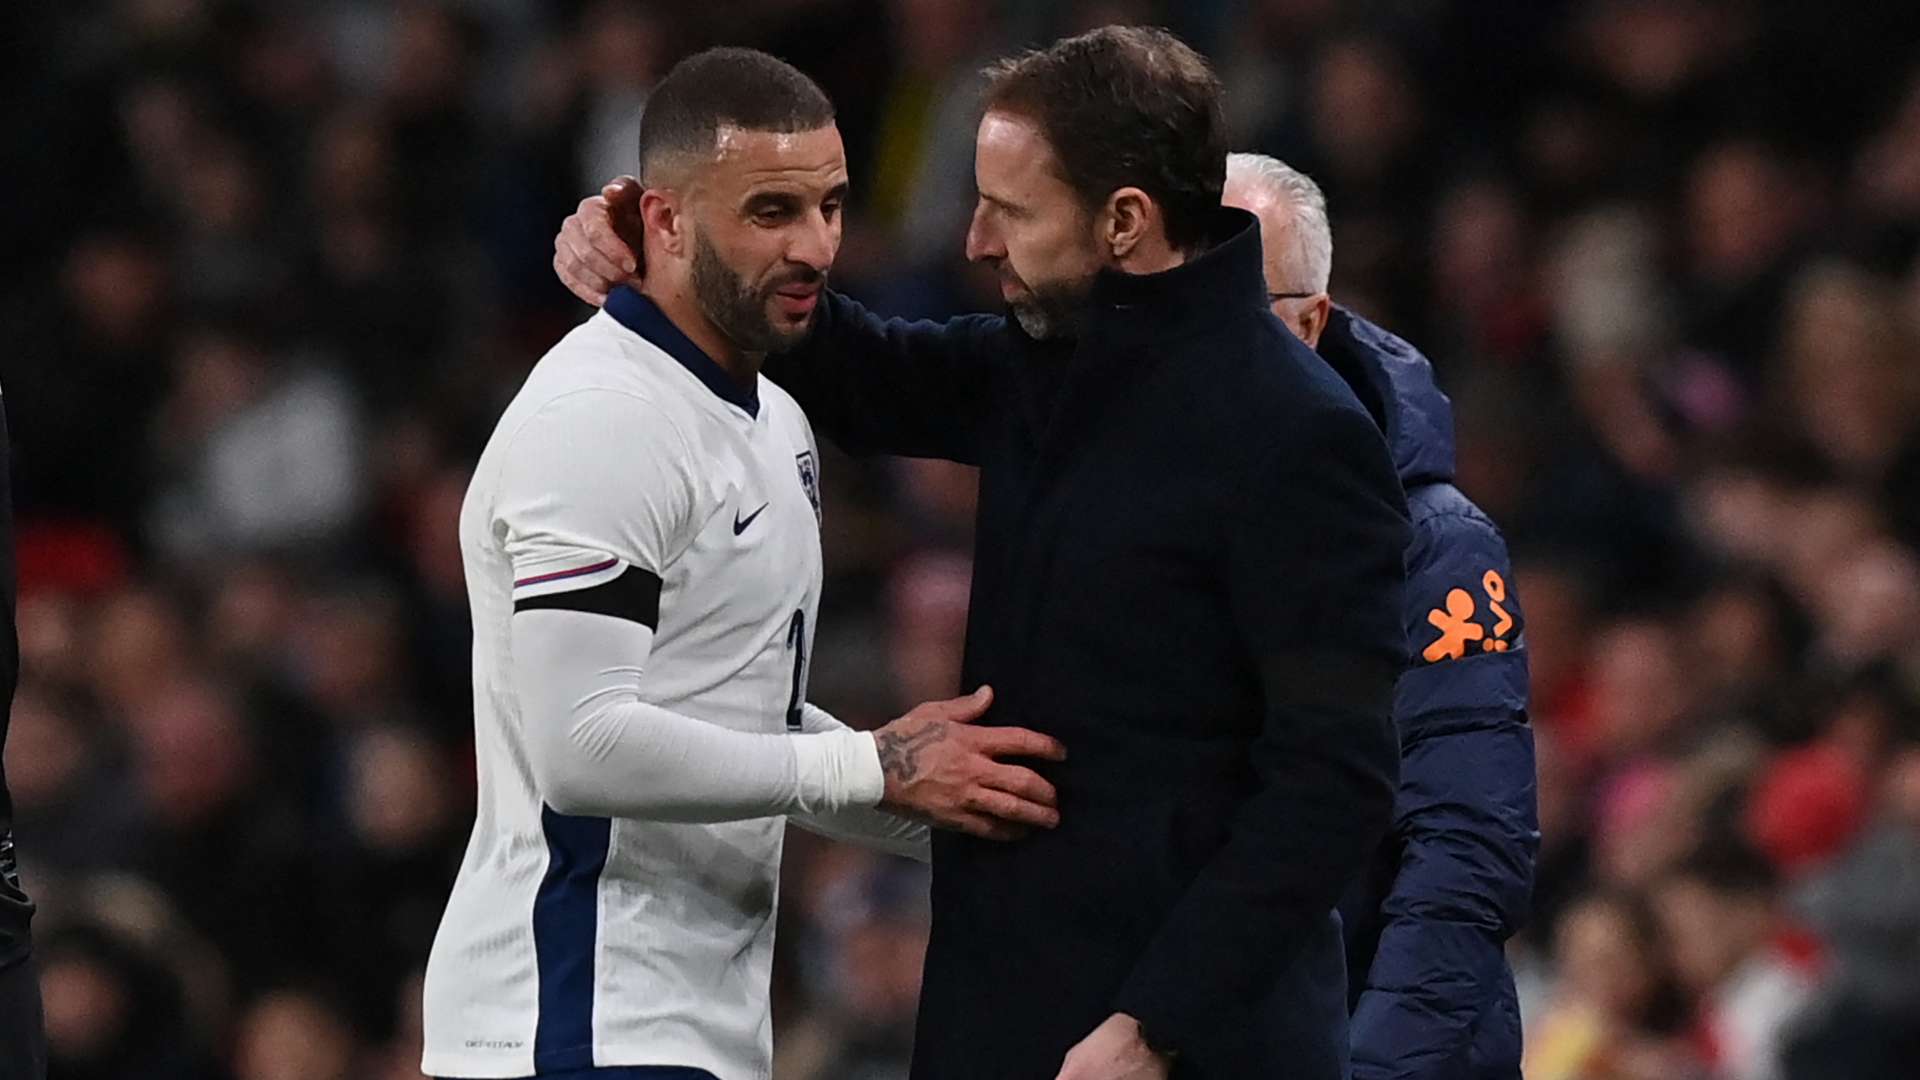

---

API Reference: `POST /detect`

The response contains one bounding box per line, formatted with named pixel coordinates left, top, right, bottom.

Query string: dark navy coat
left=0, top=398, right=25, bottom=972
left=1319, top=308, right=1540, bottom=1080
left=768, top=210, right=1411, bottom=1079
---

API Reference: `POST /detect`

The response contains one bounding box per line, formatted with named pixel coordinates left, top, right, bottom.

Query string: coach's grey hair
left=1226, top=152, right=1333, bottom=294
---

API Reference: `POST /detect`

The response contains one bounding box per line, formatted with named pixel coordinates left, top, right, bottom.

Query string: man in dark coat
left=1321, top=311, right=1538, bottom=1080
left=1226, top=153, right=1538, bottom=1080
left=555, top=27, right=1410, bottom=1080
left=0, top=394, right=47, bottom=1080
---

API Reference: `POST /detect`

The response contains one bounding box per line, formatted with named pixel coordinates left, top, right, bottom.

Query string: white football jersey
left=423, top=287, right=828, bottom=1080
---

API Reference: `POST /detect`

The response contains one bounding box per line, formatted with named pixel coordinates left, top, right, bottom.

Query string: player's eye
left=750, top=200, right=797, bottom=225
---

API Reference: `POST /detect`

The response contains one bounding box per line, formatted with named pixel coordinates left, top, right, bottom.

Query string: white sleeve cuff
left=792, top=728, right=886, bottom=811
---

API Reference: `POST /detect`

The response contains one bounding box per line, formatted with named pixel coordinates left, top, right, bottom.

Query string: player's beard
left=690, top=232, right=822, bottom=355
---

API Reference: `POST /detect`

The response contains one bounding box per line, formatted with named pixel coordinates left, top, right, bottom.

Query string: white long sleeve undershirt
left=513, top=607, right=929, bottom=860
left=787, top=703, right=931, bottom=861
left=514, top=606, right=882, bottom=820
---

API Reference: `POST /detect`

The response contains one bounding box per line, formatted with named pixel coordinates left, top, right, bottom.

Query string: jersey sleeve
left=787, top=703, right=930, bottom=861
left=494, top=390, right=885, bottom=821
left=511, top=609, right=884, bottom=820
left=494, top=389, right=697, bottom=629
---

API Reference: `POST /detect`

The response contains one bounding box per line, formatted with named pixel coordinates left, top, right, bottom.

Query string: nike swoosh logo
left=734, top=503, right=770, bottom=535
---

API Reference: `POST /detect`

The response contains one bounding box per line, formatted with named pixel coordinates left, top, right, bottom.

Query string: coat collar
left=1084, top=207, right=1269, bottom=347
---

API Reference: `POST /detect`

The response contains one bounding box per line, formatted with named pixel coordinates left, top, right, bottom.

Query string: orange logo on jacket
left=1423, top=570, right=1515, bottom=663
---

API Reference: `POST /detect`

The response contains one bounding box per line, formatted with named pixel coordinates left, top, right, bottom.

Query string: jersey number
left=785, top=610, right=807, bottom=731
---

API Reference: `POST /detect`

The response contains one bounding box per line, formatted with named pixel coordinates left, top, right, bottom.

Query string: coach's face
left=683, top=124, right=848, bottom=353
left=966, top=109, right=1104, bottom=341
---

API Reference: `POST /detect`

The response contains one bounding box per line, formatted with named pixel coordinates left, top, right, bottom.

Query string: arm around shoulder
left=763, top=292, right=1014, bottom=463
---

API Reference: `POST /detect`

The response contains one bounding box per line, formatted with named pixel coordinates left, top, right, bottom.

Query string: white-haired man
left=1223, top=153, right=1539, bottom=1080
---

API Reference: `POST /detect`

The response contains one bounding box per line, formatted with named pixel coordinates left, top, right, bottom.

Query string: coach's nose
left=964, top=200, right=1002, bottom=264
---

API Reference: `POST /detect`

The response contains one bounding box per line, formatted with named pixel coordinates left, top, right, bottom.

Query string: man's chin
left=779, top=302, right=820, bottom=329
left=1010, top=301, right=1057, bottom=341
left=761, top=313, right=816, bottom=351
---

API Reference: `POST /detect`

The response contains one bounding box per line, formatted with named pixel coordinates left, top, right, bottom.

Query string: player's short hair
left=637, top=47, right=835, bottom=186
left=1227, top=152, right=1334, bottom=294
left=982, top=26, right=1227, bottom=253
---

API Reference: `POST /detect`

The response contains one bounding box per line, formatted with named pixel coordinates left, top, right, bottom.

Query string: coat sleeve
left=1349, top=505, right=1539, bottom=1080
left=761, top=291, right=1013, bottom=464
left=0, top=395, right=28, bottom=960
left=1113, top=402, right=1410, bottom=1052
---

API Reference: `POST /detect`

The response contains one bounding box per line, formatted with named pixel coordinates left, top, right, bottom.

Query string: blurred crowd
left=5, top=1, right=1920, bottom=1078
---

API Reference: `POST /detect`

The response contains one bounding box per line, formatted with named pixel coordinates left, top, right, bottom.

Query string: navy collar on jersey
left=604, top=285, right=760, bottom=419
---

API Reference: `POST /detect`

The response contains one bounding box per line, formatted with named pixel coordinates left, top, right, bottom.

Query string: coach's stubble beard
left=691, top=232, right=822, bottom=357
left=1008, top=281, right=1091, bottom=341
left=1001, top=262, right=1096, bottom=342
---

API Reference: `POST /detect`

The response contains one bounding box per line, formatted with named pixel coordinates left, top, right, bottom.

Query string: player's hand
left=1055, top=1013, right=1172, bottom=1080
left=554, top=175, right=644, bottom=306
left=874, top=685, right=1066, bottom=841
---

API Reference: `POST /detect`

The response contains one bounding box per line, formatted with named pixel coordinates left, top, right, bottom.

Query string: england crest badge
left=795, top=450, right=821, bottom=525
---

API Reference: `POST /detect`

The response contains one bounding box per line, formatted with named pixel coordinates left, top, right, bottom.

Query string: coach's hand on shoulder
left=554, top=175, right=645, bottom=306
left=1055, top=1013, right=1172, bottom=1080
left=874, top=685, right=1066, bottom=841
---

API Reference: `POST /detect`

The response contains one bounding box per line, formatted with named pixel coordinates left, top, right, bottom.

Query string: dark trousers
left=0, top=955, right=45, bottom=1080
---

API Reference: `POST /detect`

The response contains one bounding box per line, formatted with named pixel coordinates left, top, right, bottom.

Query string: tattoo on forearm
left=876, top=722, right=949, bottom=783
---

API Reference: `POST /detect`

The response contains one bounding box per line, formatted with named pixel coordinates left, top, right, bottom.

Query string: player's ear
left=639, top=189, right=686, bottom=257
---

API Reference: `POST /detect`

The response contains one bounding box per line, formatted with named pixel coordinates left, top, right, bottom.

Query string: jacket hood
left=1316, top=305, right=1456, bottom=488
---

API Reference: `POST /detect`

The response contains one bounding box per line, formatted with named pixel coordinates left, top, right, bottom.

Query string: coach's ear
left=1100, top=186, right=1154, bottom=261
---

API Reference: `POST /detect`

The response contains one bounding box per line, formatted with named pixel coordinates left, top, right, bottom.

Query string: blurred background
left=5, top=1, right=1920, bottom=1078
